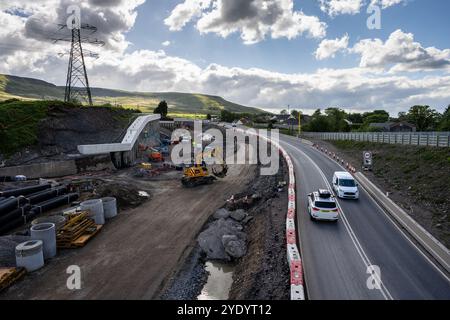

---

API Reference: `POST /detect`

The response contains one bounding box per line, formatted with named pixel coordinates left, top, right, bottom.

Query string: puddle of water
left=197, top=261, right=234, bottom=300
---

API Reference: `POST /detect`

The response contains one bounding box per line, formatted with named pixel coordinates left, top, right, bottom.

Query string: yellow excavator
left=181, top=147, right=228, bottom=187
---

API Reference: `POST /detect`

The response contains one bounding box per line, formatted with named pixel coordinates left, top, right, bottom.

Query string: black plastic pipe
left=0, top=216, right=25, bottom=235
left=29, top=193, right=79, bottom=217
left=26, top=186, right=68, bottom=205
left=0, top=196, right=27, bottom=217
left=0, top=184, right=51, bottom=198
left=0, top=204, right=31, bottom=226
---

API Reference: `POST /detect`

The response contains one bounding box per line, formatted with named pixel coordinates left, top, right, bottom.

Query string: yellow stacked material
left=57, top=211, right=102, bottom=249
left=138, top=162, right=152, bottom=170
left=0, top=267, right=26, bottom=292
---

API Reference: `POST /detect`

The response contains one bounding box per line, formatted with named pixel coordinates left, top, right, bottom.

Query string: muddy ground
left=161, top=158, right=290, bottom=300
left=0, top=162, right=256, bottom=299
left=307, top=138, right=450, bottom=248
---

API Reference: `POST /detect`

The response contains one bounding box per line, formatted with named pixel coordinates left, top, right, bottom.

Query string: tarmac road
left=280, top=134, right=450, bottom=300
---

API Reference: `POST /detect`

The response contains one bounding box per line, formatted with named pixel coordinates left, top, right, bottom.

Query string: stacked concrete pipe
left=15, top=240, right=45, bottom=272
left=81, top=199, right=105, bottom=225
left=30, top=223, right=57, bottom=259
left=101, top=197, right=117, bottom=219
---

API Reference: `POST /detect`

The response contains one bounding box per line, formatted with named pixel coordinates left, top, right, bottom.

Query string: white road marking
left=299, top=138, right=450, bottom=283
left=281, top=139, right=393, bottom=300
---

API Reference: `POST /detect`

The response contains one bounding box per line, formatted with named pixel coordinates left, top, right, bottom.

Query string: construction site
left=0, top=112, right=290, bottom=300
left=0, top=12, right=290, bottom=300
left=2, top=0, right=450, bottom=310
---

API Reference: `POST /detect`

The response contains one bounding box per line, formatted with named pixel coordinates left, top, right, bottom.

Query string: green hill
left=0, top=74, right=265, bottom=116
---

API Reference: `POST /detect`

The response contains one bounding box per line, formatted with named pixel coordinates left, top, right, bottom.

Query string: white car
left=332, top=171, right=359, bottom=200
left=307, top=189, right=339, bottom=222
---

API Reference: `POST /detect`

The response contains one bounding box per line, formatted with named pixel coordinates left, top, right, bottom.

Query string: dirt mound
left=92, top=180, right=150, bottom=210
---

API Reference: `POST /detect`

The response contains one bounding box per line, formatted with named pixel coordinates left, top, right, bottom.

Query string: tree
left=220, top=110, right=238, bottom=122
left=291, top=110, right=300, bottom=119
left=154, top=100, right=168, bottom=118
left=437, top=105, right=450, bottom=131
left=397, top=112, right=408, bottom=122
left=280, top=109, right=288, bottom=115
left=206, top=113, right=212, bottom=120
left=325, top=107, right=348, bottom=132
left=305, top=109, right=330, bottom=132
left=362, top=110, right=389, bottom=125
left=347, top=113, right=363, bottom=124
left=406, top=105, right=440, bottom=131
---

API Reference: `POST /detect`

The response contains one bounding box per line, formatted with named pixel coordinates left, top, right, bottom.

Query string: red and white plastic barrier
left=283, top=152, right=305, bottom=300
left=237, top=128, right=305, bottom=300
left=313, top=143, right=357, bottom=175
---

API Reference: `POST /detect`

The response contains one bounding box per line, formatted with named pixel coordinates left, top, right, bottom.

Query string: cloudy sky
left=0, top=0, right=449, bottom=115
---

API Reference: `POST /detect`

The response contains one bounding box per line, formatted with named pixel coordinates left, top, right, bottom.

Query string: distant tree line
left=302, top=105, right=450, bottom=132
left=219, top=109, right=273, bottom=123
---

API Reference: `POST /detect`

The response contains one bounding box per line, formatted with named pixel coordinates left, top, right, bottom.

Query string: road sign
left=363, top=151, right=373, bottom=171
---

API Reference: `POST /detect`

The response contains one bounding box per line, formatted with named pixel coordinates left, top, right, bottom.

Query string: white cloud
left=0, top=0, right=146, bottom=76
left=315, top=34, right=349, bottom=60
left=320, top=0, right=407, bottom=17
left=319, top=0, right=363, bottom=16
left=370, top=0, right=406, bottom=9
left=162, top=40, right=171, bottom=47
left=165, top=0, right=327, bottom=44
left=74, top=49, right=450, bottom=115
left=352, top=29, right=450, bottom=72
left=1, top=0, right=449, bottom=116
left=164, top=0, right=212, bottom=31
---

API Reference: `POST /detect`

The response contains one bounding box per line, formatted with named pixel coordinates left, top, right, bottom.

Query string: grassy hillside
left=0, top=99, right=55, bottom=156
left=318, top=139, right=450, bottom=247
left=0, top=74, right=264, bottom=116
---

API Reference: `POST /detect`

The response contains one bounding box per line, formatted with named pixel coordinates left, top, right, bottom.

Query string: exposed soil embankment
left=229, top=158, right=290, bottom=300
left=309, top=139, right=450, bottom=248
left=1, top=101, right=137, bottom=166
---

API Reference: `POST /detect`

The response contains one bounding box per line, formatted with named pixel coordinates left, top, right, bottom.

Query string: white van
left=332, top=172, right=359, bottom=200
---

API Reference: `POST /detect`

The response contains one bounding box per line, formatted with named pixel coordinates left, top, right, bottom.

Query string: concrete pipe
left=32, top=215, right=67, bottom=231
left=15, top=240, right=45, bottom=272
left=101, top=197, right=117, bottom=219
left=30, top=223, right=57, bottom=259
left=80, top=199, right=105, bottom=225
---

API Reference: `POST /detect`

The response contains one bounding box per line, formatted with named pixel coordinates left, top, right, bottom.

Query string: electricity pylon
left=64, top=27, right=92, bottom=105
left=52, top=23, right=104, bottom=106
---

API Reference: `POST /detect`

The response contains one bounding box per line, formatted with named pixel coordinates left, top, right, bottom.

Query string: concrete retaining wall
left=0, top=161, right=77, bottom=179
left=0, top=155, right=114, bottom=179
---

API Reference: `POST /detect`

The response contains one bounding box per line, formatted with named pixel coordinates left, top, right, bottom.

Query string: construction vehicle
left=147, top=148, right=164, bottom=162
left=181, top=147, right=228, bottom=187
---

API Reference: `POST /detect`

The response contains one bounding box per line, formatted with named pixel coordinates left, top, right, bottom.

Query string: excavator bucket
left=212, top=164, right=228, bottom=178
